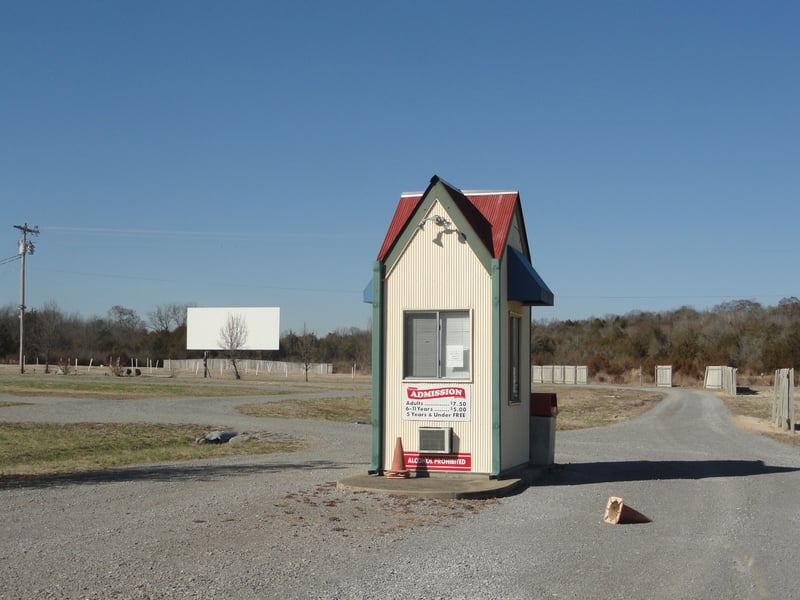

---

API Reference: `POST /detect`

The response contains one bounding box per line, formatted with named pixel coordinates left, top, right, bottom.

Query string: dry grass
left=0, top=378, right=661, bottom=479
left=721, top=389, right=774, bottom=421
left=0, top=368, right=359, bottom=479
left=0, top=363, right=370, bottom=399
left=0, top=422, right=306, bottom=480
left=5, top=365, right=793, bottom=480
left=534, top=386, right=664, bottom=430
left=237, top=387, right=664, bottom=430
left=0, top=372, right=295, bottom=399
left=716, top=386, right=800, bottom=447
left=238, top=396, right=371, bottom=423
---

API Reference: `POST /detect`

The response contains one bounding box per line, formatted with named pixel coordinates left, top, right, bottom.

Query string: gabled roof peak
left=377, top=176, right=525, bottom=262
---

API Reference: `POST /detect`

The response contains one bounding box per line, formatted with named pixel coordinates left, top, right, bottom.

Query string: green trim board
left=491, top=258, right=502, bottom=477
left=369, top=261, right=384, bottom=473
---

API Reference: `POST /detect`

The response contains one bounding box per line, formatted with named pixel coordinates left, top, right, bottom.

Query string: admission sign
left=401, top=384, right=471, bottom=421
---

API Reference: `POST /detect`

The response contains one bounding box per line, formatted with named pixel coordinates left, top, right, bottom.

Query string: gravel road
left=1, top=387, right=799, bottom=599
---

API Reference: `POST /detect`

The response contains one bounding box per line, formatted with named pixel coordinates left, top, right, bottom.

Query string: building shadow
left=0, top=459, right=355, bottom=490
left=536, top=459, right=799, bottom=486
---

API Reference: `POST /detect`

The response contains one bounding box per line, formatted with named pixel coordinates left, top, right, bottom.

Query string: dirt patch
left=719, top=387, right=800, bottom=447
left=731, top=414, right=800, bottom=446
left=270, top=481, right=499, bottom=539
left=732, top=414, right=779, bottom=434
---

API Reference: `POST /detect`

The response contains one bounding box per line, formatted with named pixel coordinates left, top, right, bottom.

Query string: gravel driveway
left=1, top=387, right=799, bottom=599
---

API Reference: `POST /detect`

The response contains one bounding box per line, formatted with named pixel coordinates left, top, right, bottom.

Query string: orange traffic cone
left=603, top=495, right=651, bottom=524
left=385, top=437, right=409, bottom=479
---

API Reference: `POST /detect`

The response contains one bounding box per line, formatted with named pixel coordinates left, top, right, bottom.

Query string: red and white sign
left=404, top=452, right=472, bottom=472
left=401, top=384, right=471, bottom=421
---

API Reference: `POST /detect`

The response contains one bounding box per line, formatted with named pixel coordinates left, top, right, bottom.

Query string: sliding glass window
left=404, top=310, right=471, bottom=379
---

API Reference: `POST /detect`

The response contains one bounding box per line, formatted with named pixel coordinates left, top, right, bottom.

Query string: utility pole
left=13, top=223, right=39, bottom=374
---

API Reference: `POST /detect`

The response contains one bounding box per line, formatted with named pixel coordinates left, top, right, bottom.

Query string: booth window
left=404, top=310, right=471, bottom=379
left=509, top=314, right=521, bottom=404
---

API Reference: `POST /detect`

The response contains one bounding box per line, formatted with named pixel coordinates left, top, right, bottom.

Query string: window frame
left=403, top=309, right=472, bottom=380
left=509, top=312, right=521, bottom=404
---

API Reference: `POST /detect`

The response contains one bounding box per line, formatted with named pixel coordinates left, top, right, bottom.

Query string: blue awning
left=507, top=246, right=554, bottom=306
left=363, top=280, right=373, bottom=304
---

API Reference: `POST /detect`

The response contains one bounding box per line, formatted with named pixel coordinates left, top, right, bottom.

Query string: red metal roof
left=463, top=191, right=520, bottom=258
left=376, top=194, right=421, bottom=261
left=376, top=180, right=520, bottom=261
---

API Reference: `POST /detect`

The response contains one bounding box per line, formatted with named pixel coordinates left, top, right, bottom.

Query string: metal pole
left=19, top=230, right=26, bottom=374
left=13, top=223, right=39, bottom=374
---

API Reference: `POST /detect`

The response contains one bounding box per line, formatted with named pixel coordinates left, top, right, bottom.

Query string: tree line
left=4, top=297, right=798, bottom=380
left=0, top=302, right=371, bottom=375
left=531, top=297, right=800, bottom=381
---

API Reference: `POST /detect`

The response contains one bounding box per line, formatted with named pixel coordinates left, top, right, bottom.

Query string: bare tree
left=30, top=300, right=64, bottom=373
left=109, top=305, right=145, bottom=330
left=148, top=302, right=193, bottom=333
left=219, top=313, right=248, bottom=379
left=107, top=305, right=147, bottom=360
left=297, top=323, right=316, bottom=382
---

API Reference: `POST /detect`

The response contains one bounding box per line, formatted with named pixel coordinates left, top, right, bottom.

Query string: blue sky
left=2, top=1, right=798, bottom=335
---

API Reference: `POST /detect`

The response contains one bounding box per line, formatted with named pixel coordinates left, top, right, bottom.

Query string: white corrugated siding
left=500, top=300, right=532, bottom=471
left=499, top=222, right=533, bottom=472
left=384, top=201, right=494, bottom=474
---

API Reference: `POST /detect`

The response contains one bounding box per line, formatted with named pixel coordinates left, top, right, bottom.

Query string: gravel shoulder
left=2, top=388, right=800, bottom=599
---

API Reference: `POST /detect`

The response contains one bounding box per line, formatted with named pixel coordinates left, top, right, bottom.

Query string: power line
left=32, top=265, right=364, bottom=295
left=42, top=225, right=372, bottom=242
left=556, top=293, right=793, bottom=300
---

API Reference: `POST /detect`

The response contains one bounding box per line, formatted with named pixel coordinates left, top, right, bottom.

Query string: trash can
left=530, top=393, right=557, bottom=465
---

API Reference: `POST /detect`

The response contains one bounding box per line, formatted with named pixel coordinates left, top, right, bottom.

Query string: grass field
left=534, top=386, right=663, bottom=430
left=0, top=363, right=365, bottom=398
left=0, top=422, right=306, bottom=479
left=0, top=366, right=795, bottom=479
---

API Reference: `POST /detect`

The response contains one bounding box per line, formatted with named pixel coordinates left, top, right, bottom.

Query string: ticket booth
left=366, top=176, right=554, bottom=477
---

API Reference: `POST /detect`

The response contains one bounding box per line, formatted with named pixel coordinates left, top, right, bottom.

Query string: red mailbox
left=530, top=392, right=558, bottom=417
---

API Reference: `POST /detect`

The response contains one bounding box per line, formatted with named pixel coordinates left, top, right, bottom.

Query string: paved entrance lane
left=507, top=388, right=800, bottom=599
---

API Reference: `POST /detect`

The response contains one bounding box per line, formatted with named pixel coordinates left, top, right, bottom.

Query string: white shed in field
left=366, top=176, right=553, bottom=477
